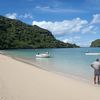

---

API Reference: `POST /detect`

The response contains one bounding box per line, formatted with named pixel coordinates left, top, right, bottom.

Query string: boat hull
left=36, top=54, right=50, bottom=58
left=85, top=53, right=100, bottom=55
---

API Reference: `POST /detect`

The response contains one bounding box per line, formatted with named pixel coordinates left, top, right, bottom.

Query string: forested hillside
left=0, top=15, right=79, bottom=49
left=90, top=39, right=100, bottom=47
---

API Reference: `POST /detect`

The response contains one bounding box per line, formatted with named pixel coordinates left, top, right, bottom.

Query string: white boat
left=85, top=52, right=100, bottom=55
left=36, top=53, right=50, bottom=58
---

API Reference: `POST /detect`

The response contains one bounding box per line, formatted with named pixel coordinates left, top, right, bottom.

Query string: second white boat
left=85, top=52, right=100, bottom=55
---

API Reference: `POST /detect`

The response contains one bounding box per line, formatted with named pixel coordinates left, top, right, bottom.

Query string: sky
left=0, top=0, right=100, bottom=47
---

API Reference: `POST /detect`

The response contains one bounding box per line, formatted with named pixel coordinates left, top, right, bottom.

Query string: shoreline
left=0, top=54, right=100, bottom=100
left=1, top=52, right=92, bottom=84
left=10, top=57, right=93, bottom=84
left=0, top=51, right=93, bottom=85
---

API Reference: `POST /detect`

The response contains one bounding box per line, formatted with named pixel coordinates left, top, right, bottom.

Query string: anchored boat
left=85, top=52, right=100, bottom=55
left=36, top=52, right=50, bottom=58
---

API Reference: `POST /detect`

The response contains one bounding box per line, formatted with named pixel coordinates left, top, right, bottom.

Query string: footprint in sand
left=0, top=97, right=6, bottom=100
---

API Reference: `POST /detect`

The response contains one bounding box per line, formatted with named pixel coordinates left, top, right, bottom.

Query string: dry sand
left=0, top=54, right=100, bottom=100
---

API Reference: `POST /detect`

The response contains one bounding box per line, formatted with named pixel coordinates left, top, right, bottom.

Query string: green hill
left=90, top=39, right=100, bottom=47
left=0, top=15, right=79, bottom=49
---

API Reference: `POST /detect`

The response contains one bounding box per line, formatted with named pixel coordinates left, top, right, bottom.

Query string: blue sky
left=0, top=0, right=100, bottom=47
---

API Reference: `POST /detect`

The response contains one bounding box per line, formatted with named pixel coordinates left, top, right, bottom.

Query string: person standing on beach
left=91, top=58, right=100, bottom=84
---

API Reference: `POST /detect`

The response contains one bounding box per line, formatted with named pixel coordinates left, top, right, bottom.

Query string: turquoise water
left=3, top=48, right=100, bottom=81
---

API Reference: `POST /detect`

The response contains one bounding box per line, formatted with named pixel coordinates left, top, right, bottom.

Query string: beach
left=0, top=54, right=100, bottom=100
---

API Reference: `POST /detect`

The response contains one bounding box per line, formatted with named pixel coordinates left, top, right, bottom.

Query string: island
left=0, top=15, right=79, bottom=49
left=90, top=39, right=100, bottom=47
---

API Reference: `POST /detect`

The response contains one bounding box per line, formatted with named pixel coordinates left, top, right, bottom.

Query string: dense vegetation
left=0, top=15, right=79, bottom=49
left=90, top=39, right=100, bottom=47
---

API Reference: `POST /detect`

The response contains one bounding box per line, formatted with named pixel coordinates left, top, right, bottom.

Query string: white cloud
left=91, top=14, right=100, bottom=24
left=19, top=13, right=33, bottom=19
left=36, top=6, right=50, bottom=9
left=81, top=25, right=96, bottom=34
left=5, top=13, right=17, bottom=19
left=32, top=18, right=96, bottom=35
left=35, top=6, right=86, bottom=13
left=76, top=40, right=92, bottom=47
left=5, top=13, right=33, bottom=20
left=62, top=36, right=80, bottom=43
left=62, top=38, right=73, bottom=43
left=62, top=37, right=92, bottom=47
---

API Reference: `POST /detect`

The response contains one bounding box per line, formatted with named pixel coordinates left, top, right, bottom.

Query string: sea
left=2, top=48, right=100, bottom=82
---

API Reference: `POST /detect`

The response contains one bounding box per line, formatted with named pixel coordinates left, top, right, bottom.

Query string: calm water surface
left=3, top=48, right=100, bottom=81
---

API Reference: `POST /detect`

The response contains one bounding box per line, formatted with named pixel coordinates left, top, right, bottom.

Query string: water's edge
left=0, top=51, right=94, bottom=86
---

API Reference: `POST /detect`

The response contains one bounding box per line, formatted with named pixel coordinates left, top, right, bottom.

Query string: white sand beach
left=0, top=54, right=100, bottom=100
